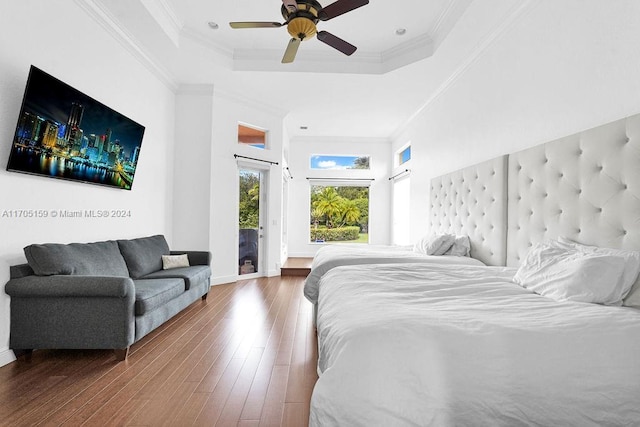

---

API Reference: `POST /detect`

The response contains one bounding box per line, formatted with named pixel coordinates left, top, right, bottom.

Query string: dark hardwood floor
left=0, top=276, right=318, bottom=426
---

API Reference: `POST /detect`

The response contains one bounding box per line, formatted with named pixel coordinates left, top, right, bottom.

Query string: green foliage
left=310, top=184, right=369, bottom=241
left=336, top=186, right=368, bottom=200
left=353, top=198, right=369, bottom=232
left=339, top=199, right=360, bottom=226
left=239, top=171, right=259, bottom=228
left=349, top=156, right=370, bottom=169
left=312, top=187, right=343, bottom=227
left=310, top=226, right=360, bottom=242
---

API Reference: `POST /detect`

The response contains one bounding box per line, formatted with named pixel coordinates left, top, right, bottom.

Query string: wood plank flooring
left=0, top=276, right=318, bottom=426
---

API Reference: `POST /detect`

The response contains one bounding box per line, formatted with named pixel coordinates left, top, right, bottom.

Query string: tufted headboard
left=429, top=156, right=508, bottom=266
left=506, top=114, right=640, bottom=266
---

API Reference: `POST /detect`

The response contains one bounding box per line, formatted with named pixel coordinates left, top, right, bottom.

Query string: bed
left=305, top=156, right=508, bottom=306
left=311, top=262, right=640, bottom=426
left=303, top=243, right=485, bottom=304
left=309, top=113, right=640, bottom=426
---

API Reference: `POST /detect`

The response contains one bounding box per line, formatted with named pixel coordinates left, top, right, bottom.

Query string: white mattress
left=311, top=263, right=640, bottom=426
left=304, top=244, right=484, bottom=304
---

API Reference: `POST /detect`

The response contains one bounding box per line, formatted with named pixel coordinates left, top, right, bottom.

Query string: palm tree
left=313, top=187, right=342, bottom=228
left=311, top=207, right=323, bottom=229
left=338, top=199, right=360, bottom=227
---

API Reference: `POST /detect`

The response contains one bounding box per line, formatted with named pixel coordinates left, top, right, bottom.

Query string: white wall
left=0, top=1, right=176, bottom=366
left=393, top=0, right=640, bottom=239
left=287, top=137, right=392, bottom=257
left=172, top=85, right=214, bottom=251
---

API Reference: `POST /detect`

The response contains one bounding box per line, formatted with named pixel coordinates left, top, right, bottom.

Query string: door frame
left=237, top=162, right=269, bottom=279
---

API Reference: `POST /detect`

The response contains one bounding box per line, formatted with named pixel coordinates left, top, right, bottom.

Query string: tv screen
left=6, top=66, right=145, bottom=190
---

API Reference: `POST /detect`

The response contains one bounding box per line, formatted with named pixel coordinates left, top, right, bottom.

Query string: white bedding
left=311, top=263, right=640, bottom=427
left=304, top=244, right=484, bottom=304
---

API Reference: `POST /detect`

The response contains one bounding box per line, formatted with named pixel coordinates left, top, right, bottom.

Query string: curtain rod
left=306, top=177, right=375, bottom=181
left=389, top=169, right=410, bottom=181
left=234, top=154, right=279, bottom=165
left=284, top=167, right=293, bottom=179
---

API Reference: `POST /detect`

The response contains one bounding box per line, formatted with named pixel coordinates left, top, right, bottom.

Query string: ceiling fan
left=229, top=0, right=369, bottom=63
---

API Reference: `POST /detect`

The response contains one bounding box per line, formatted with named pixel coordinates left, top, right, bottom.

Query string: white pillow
left=162, top=254, right=190, bottom=270
left=555, top=237, right=640, bottom=306
left=514, top=241, right=629, bottom=305
left=444, top=235, right=470, bottom=257
left=413, top=234, right=455, bottom=256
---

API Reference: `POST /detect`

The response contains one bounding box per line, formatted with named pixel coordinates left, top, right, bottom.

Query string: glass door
left=238, top=168, right=264, bottom=277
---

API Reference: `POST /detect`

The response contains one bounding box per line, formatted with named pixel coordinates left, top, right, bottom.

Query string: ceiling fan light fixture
left=287, top=17, right=317, bottom=40
left=395, top=28, right=407, bottom=36
left=229, top=0, right=370, bottom=63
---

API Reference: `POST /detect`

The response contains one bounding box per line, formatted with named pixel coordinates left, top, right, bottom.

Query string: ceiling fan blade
left=229, top=22, right=283, bottom=29
left=282, top=0, right=298, bottom=12
left=318, top=0, right=369, bottom=21
left=282, top=38, right=301, bottom=63
left=316, top=31, right=357, bottom=56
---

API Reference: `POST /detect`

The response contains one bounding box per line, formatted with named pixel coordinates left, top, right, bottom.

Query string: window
left=310, top=184, right=369, bottom=244
left=398, top=145, right=411, bottom=166
left=238, top=124, right=267, bottom=149
left=310, top=155, right=370, bottom=170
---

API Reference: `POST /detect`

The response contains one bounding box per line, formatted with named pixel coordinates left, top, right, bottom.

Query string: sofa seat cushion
left=141, top=265, right=211, bottom=291
left=117, top=235, right=170, bottom=278
left=24, top=240, right=129, bottom=277
left=134, top=278, right=185, bottom=316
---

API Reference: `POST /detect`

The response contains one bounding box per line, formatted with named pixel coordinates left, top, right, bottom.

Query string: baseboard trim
left=210, top=275, right=237, bottom=286
left=0, top=347, right=16, bottom=367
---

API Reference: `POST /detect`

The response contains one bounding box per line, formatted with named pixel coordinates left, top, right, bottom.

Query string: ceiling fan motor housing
left=287, top=17, right=317, bottom=40
left=282, top=0, right=322, bottom=40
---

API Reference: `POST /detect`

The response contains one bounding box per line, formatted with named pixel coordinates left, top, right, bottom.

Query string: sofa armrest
left=170, top=251, right=211, bottom=266
left=5, top=275, right=134, bottom=298
left=6, top=274, right=136, bottom=352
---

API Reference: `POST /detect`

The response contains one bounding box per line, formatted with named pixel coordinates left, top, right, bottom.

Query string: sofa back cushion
left=117, top=235, right=170, bottom=278
left=24, top=240, right=130, bottom=277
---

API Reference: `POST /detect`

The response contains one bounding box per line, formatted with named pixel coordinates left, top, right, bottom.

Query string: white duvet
left=311, top=263, right=640, bottom=427
left=304, top=244, right=484, bottom=304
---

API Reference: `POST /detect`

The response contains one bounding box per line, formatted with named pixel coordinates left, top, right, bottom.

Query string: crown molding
left=183, top=28, right=444, bottom=75
left=213, top=87, right=289, bottom=118
left=74, top=0, right=178, bottom=92
left=382, top=33, right=434, bottom=63
left=231, top=43, right=437, bottom=75
left=290, top=135, right=391, bottom=145
left=429, top=0, right=473, bottom=49
left=390, top=0, right=536, bottom=141
left=231, top=46, right=386, bottom=74
left=139, top=0, right=183, bottom=47
left=181, top=25, right=234, bottom=59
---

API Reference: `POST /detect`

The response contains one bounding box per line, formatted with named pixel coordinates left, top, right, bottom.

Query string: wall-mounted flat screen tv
left=6, top=66, right=145, bottom=190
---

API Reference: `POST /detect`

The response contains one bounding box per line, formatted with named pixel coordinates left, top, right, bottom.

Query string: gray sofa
left=5, top=235, right=211, bottom=361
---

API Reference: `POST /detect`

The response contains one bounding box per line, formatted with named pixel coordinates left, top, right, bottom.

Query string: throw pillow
left=162, top=254, right=190, bottom=270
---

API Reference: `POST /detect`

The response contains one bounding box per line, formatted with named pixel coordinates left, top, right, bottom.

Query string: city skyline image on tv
left=6, top=66, right=145, bottom=190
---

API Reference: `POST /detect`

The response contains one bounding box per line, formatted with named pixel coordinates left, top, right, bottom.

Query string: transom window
left=310, top=155, right=370, bottom=170
left=238, top=124, right=267, bottom=149
left=398, top=145, right=411, bottom=166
